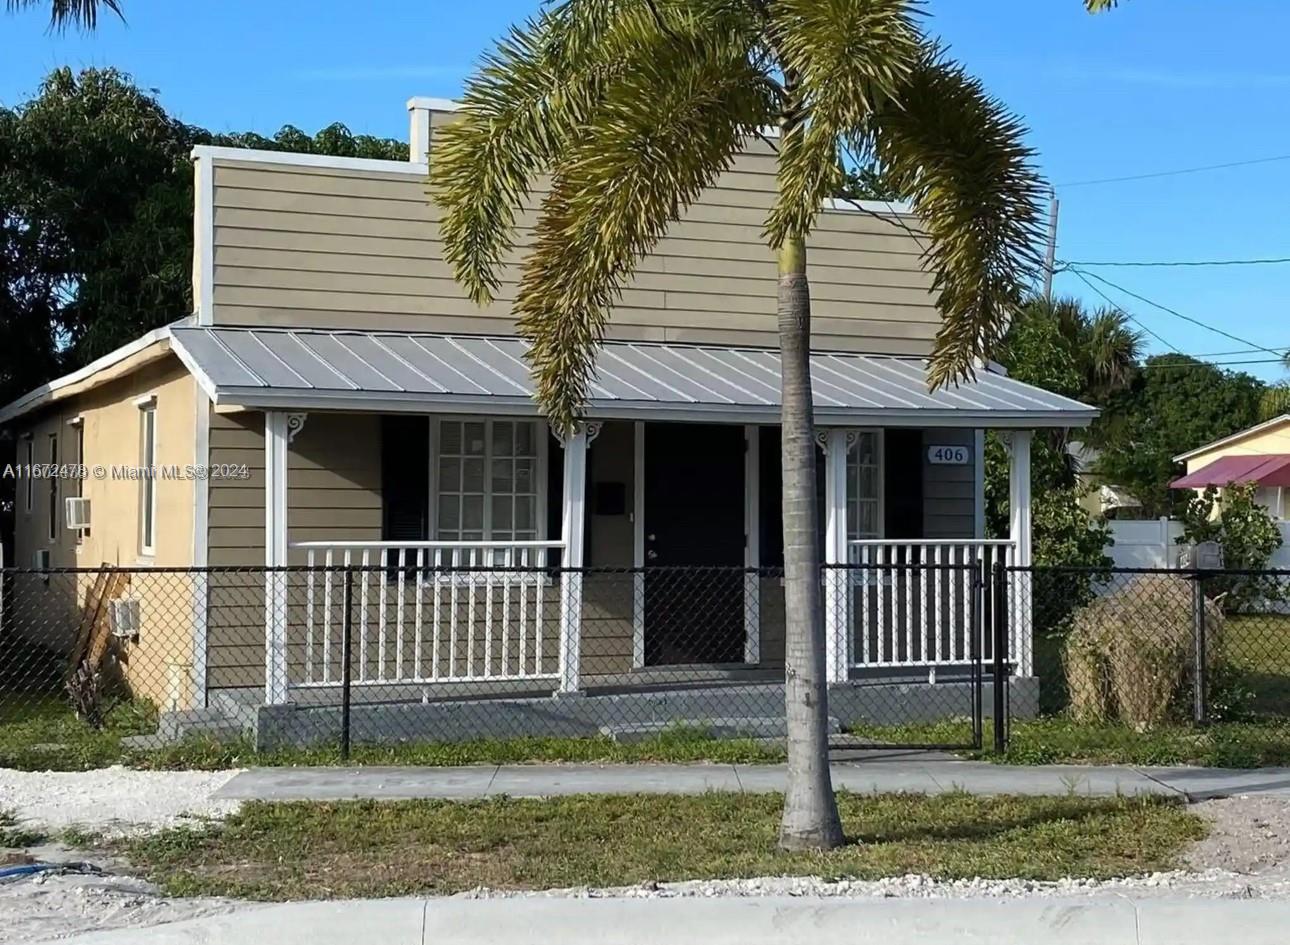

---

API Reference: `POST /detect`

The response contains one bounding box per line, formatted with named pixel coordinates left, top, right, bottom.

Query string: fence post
left=340, top=565, right=354, bottom=761
left=970, top=556, right=985, bottom=750
left=992, top=559, right=1010, bottom=754
left=1192, top=574, right=1207, bottom=725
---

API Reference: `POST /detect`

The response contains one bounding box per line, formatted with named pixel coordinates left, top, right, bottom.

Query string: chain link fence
left=1012, top=565, right=1290, bottom=764
left=0, top=560, right=1005, bottom=767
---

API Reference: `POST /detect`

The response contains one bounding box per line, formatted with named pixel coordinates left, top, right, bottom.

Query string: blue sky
left=4, top=0, right=1288, bottom=379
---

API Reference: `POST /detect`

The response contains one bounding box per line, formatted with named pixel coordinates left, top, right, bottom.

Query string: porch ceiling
left=170, top=326, right=1096, bottom=429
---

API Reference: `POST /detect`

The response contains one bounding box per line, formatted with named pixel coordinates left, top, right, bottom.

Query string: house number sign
left=926, top=445, right=972, bottom=465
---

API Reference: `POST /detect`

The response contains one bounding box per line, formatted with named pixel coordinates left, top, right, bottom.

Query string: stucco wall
left=9, top=357, right=199, bottom=709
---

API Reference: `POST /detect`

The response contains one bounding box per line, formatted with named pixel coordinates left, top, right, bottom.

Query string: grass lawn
left=0, top=694, right=785, bottom=771
left=0, top=692, right=158, bottom=771
left=850, top=716, right=1290, bottom=767
left=118, top=792, right=1204, bottom=900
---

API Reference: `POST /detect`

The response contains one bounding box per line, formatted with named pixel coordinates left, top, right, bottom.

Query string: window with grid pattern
left=846, top=431, right=881, bottom=540
left=434, top=419, right=540, bottom=541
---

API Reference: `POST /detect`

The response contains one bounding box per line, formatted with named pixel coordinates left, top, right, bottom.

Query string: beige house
left=0, top=97, right=1094, bottom=742
left=1172, top=414, right=1290, bottom=518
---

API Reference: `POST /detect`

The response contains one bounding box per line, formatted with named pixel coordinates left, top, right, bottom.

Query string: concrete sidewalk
left=211, top=754, right=1290, bottom=804
left=48, top=896, right=1290, bottom=945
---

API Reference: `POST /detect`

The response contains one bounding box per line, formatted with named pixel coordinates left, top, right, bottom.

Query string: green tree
left=431, top=1, right=1044, bottom=849
left=0, top=67, right=405, bottom=405
left=5, top=0, right=120, bottom=29
left=1095, top=355, right=1265, bottom=517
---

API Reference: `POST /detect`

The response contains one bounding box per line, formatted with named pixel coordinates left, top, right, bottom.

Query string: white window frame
left=69, top=418, right=87, bottom=543
left=46, top=432, right=58, bottom=543
left=22, top=435, right=33, bottom=515
left=138, top=400, right=158, bottom=557
left=427, top=417, right=548, bottom=549
left=846, top=428, right=884, bottom=541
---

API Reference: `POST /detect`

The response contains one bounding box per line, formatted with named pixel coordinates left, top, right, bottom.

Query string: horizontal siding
left=205, top=410, right=383, bottom=687
left=208, top=148, right=939, bottom=352
left=922, top=428, right=978, bottom=540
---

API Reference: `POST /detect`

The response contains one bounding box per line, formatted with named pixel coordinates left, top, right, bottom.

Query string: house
left=0, top=97, right=1095, bottom=745
left=1069, top=441, right=1142, bottom=518
left=1172, top=414, right=1290, bottom=519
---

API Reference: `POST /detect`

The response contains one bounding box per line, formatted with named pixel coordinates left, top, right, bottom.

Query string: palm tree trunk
left=776, top=233, right=844, bottom=851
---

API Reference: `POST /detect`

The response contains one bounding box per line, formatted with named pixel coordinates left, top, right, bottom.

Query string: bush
left=1179, top=483, right=1284, bottom=613
left=1065, top=574, right=1224, bottom=729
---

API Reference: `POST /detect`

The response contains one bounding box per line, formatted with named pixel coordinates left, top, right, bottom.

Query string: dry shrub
left=1064, top=575, right=1223, bottom=729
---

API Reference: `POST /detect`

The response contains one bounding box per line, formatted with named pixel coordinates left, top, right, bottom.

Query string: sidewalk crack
left=731, top=765, right=745, bottom=793
left=484, top=765, right=501, bottom=797
left=1131, top=767, right=1191, bottom=802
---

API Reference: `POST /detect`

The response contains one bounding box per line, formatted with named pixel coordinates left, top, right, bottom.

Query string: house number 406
left=926, top=445, right=971, bottom=465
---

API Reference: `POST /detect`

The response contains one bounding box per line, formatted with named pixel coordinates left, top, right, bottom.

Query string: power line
left=1066, top=267, right=1180, bottom=353
left=1139, top=357, right=1287, bottom=370
left=1056, top=152, right=1290, bottom=189
left=1069, top=267, right=1286, bottom=359
left=1060, top=256, right=1290, bottom=270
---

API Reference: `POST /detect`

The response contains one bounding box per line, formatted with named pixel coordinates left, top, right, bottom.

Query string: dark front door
left=644, top=423, right=746, bottom=665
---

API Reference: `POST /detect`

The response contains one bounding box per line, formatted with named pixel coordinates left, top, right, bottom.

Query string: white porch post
left=558, top=424, right=592, bottom=694
left=821, top=428, right=852, bottom=685
left=264, top=411, right=289, bottom=705
left=1006, top=430, right=1034, bottom=676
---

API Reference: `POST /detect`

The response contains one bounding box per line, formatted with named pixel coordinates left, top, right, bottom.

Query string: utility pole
left=1042, top=189, right=1059, bottom=303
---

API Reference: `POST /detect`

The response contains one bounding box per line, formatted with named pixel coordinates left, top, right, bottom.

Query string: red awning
left=1171, top=454, right=1290, bottom=489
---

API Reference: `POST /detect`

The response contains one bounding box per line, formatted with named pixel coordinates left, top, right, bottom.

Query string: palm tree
left=6, top=0, right=121, bottom=29
left=431, top=0, right=1044, bottom=851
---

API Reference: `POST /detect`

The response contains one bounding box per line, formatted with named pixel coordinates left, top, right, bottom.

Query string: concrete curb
left=46, top=896, right=1290, bottom=945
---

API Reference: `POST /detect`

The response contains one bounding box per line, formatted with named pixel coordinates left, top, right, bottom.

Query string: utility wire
left=1060, top=256, right=1290, bottom=269
left=1066, top=267, right=1181, bottom=352
left=1056, top=152, right=1290, bottom=189
left=1069, top=267, right=1286, bottom=359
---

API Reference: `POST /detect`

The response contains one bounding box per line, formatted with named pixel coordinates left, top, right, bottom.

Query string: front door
left=643, top=423, right=746, bottom=665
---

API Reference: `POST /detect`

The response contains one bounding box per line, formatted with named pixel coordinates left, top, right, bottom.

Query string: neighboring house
left=0, top=97, right=1095, bottom=742
left=1172, top=414, right=1290, bottom=519
left=1069, top=441, right=1142, bottom=518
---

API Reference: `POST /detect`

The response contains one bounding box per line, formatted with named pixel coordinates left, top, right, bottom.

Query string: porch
left=170, top=326, right=1092, bottom=732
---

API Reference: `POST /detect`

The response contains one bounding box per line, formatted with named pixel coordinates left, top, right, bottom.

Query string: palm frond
left=870, top=47, right=1047, bottom=387
left=1085, top=0, right=1120, bottom=10
left=515, top=18, right=772, bottom=431
left=765, top=0, right=922, bottom=247
left=6, top=0, right=122, bottom=30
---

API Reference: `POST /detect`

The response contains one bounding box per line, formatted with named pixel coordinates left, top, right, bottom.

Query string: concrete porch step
left=598, top=716, right=840, bottom=743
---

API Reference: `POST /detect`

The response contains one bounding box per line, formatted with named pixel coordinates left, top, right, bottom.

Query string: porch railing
left=846, top=540, right=1018, bottom=672
left=287, top=540, right=565, bottom=688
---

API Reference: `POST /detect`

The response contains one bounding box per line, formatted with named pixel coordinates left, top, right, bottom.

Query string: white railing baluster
left=322, top=549, right=334, bottom=684
left=840, top=538, right=1018, bottom=672
left=414, top=548, right=425, bottom=679
left=285, top=539, right=566, bottom=688
left=305, top=549, right=316, bottom=684
left=430, top=548, right=442, bottom=679
left=359, top=548, right=370, bottom=682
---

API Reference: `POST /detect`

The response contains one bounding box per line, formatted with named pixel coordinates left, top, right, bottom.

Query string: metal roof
left=1172, top=455, right=1290, bottom=490
left=167, top=326, right=1095, bottom=428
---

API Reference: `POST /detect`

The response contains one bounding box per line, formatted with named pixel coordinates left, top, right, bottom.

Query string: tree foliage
left=1180, top=483, right=1285, bottom=612
left=1094, top=355, right=1265, bottom=517
left=0, top=67, right=404, bottom=404
left=5, top=0, right=121, bottom=30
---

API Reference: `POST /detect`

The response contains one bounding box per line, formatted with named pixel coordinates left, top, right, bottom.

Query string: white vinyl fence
left=1105, top=518, right=1290, bottom=570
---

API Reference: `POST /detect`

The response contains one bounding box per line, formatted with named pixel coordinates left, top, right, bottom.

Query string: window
left=846, top=430, right=882, bottom=540
left=46, top=433, right=58, bottom=542
left=71, top=421, right=89, bottom=541
left=23, top=437, right=33, bottom=514
left=139, top=403, right=157, bottom=555
left=433, top=419, right=541, bottom=542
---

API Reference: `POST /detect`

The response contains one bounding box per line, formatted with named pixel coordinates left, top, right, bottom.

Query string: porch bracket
left=285, top=412, right=308, bottom=444
left=264, top=410, right=290, bottom=705
left=557, top=424, right=591, bottom=693
left=819, top=428, right=856, bottom=685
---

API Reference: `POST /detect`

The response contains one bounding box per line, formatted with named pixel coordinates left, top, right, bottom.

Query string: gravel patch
left=0, top=870, right=252, bottom=944
left=0, top=766, right=242, bottom=838
left=1185, top=796, right=1290, bottom=876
